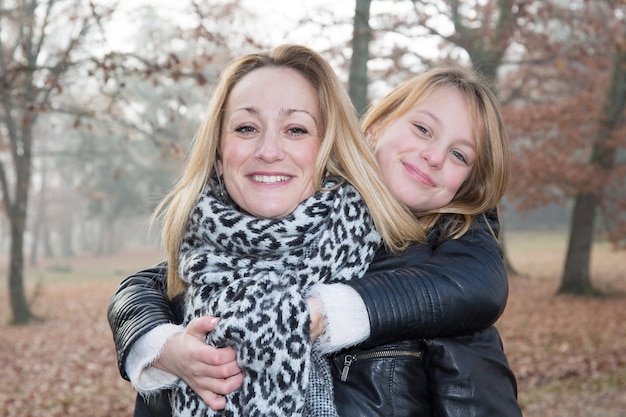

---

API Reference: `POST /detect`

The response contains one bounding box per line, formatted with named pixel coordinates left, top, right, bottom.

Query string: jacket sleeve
left=348, top=211, right=508, bottom=346
left=425, top=326, right=522, bottom=417
left=106, top=263, right=176, bottom=380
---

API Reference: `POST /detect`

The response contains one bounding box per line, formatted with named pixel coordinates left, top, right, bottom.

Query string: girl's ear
left=216, top=160, right=223, bottom=176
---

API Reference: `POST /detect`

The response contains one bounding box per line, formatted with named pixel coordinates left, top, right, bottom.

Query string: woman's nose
left=254, top=129, right=285, bottom=162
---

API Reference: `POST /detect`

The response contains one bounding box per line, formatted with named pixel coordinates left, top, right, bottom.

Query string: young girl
left=327, top=66, right=520, bottom=417
left=108, top=65, right=521, bottom=417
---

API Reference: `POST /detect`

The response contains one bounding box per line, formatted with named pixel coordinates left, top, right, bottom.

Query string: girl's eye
left=414, top=124, right=431, bottom=137
left=451, top=150, right=468, bottom=164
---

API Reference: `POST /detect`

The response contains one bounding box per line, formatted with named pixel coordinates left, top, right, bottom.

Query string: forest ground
left=1, top=231, right=625, bottom=417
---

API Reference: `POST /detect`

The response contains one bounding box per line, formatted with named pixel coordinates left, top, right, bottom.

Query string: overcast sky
left=107, top=0, right=355, bottom=51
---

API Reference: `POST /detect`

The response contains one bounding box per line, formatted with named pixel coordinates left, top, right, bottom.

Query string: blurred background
left=1, top=1, right=625, bottom=416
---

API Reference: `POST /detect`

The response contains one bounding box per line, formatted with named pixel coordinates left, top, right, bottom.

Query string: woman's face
left=219, top=67, right=321, bottom=218
left=371, top=87, right=477, bottom=212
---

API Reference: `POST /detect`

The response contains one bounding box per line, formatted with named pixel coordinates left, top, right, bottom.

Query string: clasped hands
left=155, top=297, right=325, bottom=410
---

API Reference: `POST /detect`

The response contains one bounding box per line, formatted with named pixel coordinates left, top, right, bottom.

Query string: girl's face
left=219, top=67, right=321, bottom=218
left=370, top=87, right=477, bottom=212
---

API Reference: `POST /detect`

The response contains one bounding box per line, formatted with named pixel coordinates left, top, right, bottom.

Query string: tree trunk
left=348, top=0, right=372, bottom=116
left=30, top=140, right=50, bottom=266
left=9, top=218, right=32, bottom=324
left=61, top=213, right=74, bottom=258
left=4, top=114, right=34, bottom=323
left=559, top=192, right=596, bottom=294
left=29, top=182, right=46, bottom=266
left=43, top=226, right=54, bottom=258
left=7, top=146, right=33, bottom=324
left=559, top=48, right=625, bottom=295
left=7, top=153, right=34, bottom=323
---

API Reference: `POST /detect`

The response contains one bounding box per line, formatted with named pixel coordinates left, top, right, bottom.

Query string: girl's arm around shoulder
left=347, top=212, right=508, bottom=346
left=107, top=263, right=180, bottom=380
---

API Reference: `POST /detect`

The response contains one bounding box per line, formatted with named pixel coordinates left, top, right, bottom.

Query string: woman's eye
left=234, top=125, right=257, bottom=135
left=286, top=126, right=309, bottom=137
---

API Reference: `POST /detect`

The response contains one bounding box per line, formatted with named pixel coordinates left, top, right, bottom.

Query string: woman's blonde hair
left=362, top=66, right=511, bottom=239
left=154, top=44, right=424, bottom=298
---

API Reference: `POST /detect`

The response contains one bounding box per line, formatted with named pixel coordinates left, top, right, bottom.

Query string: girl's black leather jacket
left=107, top=211, right=521, bottom=417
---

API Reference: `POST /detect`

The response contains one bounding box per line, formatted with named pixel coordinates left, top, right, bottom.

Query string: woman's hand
left=155, top=316, right=243, bottom=410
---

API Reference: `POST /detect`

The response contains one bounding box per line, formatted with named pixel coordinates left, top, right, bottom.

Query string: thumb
left=186, top=315, right=220, bottom=338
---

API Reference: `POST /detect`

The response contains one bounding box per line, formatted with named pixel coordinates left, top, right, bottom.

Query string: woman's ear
left=216, top=160, right=223, bottom=176
left=365, top=126, right=377, bottom=151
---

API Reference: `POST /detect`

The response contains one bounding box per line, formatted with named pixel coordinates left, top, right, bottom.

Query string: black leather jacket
left=107, top=211, right=521, bottom=417
left=330, top=223, right=521, bottom=416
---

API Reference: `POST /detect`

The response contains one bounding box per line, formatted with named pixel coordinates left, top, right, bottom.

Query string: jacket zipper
left=340, top=349, right=423, bottom=382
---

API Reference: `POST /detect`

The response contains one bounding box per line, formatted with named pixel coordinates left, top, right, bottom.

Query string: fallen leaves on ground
left=1, top=253, right=625, bottom=417
left=498, top=275, right=626, bottom=416
left=0, top=283, right=136, bottom=417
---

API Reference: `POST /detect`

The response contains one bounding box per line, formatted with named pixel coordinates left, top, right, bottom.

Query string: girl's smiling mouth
left=403, top=161, right=435, bottom=187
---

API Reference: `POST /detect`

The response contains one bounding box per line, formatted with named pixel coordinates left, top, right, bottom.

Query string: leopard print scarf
left=172, top=178, right=381, bottom=417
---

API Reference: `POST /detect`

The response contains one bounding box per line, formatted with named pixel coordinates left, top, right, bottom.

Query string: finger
left=189, top=355, right=241, bottom=380
left=200, top=372, right=244, bottom=395
left=191, top=344, right=238, bottom=370
left=186, top=316, right=220, bottom=338
left=199, top=391, right=227, bottom=411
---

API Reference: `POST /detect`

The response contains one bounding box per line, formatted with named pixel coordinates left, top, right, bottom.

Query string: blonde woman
left=134, top=44, right=421, bottom=417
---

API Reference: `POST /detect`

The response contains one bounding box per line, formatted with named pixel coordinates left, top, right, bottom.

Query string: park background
left=1, top=0, right=625, bottom=416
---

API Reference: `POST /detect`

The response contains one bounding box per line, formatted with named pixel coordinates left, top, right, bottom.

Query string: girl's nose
left=421, top=146, right=444, bottom=169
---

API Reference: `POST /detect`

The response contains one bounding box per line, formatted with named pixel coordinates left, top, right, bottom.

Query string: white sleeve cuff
left=308, top=283, right=371, bottom=354
left=125, top=323, right=184, bottom=394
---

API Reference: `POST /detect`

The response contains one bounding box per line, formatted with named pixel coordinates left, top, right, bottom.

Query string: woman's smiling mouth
left=249, top=174, right=292, bottom=184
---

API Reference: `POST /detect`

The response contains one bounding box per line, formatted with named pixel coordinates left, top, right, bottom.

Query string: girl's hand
left=307, top=297, right=326, bottom=342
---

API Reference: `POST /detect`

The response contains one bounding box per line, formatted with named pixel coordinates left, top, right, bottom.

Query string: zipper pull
left=341, top=354, right=356, bottom=382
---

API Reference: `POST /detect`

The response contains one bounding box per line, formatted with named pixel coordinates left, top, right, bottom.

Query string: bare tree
left=559, top=45, right=626, bottom=294
left=0, top=0, right=116, bottom=323
left=0, top=0, right=250, bottom=324
left=498, top=0, right=626, bottom=294
left=349, top=0, right=373, bottom=115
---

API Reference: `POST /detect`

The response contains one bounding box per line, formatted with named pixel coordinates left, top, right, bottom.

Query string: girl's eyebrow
left=414, top=109, right=441, bottom=126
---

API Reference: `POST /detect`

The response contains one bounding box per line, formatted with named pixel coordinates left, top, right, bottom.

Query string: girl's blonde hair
left=362, top=66, right=511, bottom=240
left=154, top=44, right=424, bottom=298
